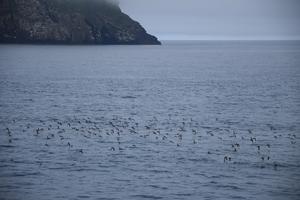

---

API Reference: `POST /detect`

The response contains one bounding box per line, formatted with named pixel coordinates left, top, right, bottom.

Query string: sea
left=0, top=41, right=299, bottom=200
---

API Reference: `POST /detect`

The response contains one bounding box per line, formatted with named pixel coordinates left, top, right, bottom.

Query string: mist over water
left=119, top=0, right=300, bottom=40
left=0, top=41, right=300, bottom=199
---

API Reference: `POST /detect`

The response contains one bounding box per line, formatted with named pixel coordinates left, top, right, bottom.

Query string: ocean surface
left=0, top=41, right=299, bottom=200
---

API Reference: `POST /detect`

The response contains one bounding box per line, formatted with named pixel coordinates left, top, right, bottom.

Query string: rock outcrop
left=0, top=0, right=161, bottom=44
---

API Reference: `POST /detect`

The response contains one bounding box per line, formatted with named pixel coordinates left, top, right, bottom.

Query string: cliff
left=0, top=0, right=161, bottom=44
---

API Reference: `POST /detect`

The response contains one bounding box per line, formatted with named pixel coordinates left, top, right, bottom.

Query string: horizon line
left=159, top=39, right=300, bottom=41
left=154, top=35, right=300, bottom=41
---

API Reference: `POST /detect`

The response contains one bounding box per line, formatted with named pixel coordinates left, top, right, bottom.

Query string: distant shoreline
left=1, top=40, right=300, bottom=46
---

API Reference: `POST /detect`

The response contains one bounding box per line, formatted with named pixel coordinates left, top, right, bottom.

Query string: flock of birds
left=2, top=115, right=298, bottom=168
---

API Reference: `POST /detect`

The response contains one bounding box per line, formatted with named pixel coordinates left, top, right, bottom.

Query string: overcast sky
left=119, top=0, right=300, bottom=40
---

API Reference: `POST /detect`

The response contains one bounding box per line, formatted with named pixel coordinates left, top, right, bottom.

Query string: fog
left=119, top=0, right=300, bottom=40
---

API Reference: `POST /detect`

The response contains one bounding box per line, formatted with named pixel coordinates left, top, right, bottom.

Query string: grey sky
left=119, top=0, right=300, bottom=40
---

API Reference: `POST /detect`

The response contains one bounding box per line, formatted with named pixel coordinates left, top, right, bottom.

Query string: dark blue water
left=0, top=41, right=299, bottom=200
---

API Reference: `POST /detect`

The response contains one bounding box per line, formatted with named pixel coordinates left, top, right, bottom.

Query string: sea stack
left=0, top=0, right=161, bottom=45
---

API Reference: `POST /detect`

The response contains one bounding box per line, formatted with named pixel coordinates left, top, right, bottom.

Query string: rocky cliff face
left=0, top=0, right=161, bottom=44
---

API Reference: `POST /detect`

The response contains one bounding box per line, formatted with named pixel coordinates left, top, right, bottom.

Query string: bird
left=224, top=156, right=231, bottom=162
left=224, top=156, right=228, bottom=162
left=6, top=128, right=12, bottom=136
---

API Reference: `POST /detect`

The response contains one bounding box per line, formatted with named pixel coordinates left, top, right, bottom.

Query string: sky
left=119, top=0, right=300, bottom=40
